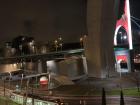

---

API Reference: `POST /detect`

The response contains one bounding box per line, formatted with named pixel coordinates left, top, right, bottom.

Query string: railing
left=0, top=48, right=84, bottom=63
left=10, top=93, right=58, bottom=105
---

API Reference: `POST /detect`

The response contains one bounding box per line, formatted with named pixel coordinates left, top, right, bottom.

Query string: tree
left=120, top=90, right=125, bottom=105
left=102, top=88, right=106, bottom=105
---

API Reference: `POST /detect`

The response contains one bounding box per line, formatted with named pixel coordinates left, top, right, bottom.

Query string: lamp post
left=20, top=74, right=24, bottom=91
left=23, top=78, right=30, bottom=105
left=58, top=36, right=63, bottom=51
left=3, top=79, right=5, bottom=96
left=9, top=72, right=12, bottom=90
left=31, top=84, right=34, bottom=105
left=47, top=71, right=52, bottom=95
left=48, top=71, right=51, bottom=90
left=54, top=40, right=58, bottom=52
left=80, top=37, right=83, bottom=48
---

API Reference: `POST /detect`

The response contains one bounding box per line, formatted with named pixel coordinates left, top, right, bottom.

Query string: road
left=43, top=96, right=140, bottom=105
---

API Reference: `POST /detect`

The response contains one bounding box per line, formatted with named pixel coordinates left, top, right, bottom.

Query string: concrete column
left=85, top=0, right=120, bottom=78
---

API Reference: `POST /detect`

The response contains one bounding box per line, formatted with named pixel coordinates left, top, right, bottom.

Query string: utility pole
left=3, top=80, right=5, bottom=96
left=23, top=78, right=30, bottom=105
left=20, top=74, right=24, bottom=92
left=32, top=84, right=34, bottom=105
left=9, top=72, right=12, bottom=90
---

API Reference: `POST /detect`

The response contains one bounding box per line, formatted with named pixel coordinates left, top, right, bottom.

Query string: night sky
left=130, top=0, right=140, bottom=44
left=0, top=0, right=139, bottom=45
left=118, top=0, right=140, bottom=20
left=0, top=0, right=87, bottom=46
left=130, top=0, right=140, bottom=18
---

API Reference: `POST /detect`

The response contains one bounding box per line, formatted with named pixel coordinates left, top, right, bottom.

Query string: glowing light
left=47, top=60, right=55, bottom=67
left=58, top=37, right=62, bottom=41
left=126, top=0, right=133, bottom=49
left=84, top=35, right=87, bottom=38
left=46, top=60, right=57, bottom=72
left=123, top=35, right=127, bottom=39
left=80, top=37, right=83, bottom=42
left=114, top=25, right=122, bottom=45
left=54, top=40, right=58, bottom=44
left=13, top=63, right=17, bottom=67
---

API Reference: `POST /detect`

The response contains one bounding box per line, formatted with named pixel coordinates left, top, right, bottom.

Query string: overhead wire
left=131, top=16, right=140, bottom=29
left=131, top=16, right=140, bottom=21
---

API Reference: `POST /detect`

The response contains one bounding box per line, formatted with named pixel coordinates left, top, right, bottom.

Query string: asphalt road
left=44, top=96, right=140, bottom=105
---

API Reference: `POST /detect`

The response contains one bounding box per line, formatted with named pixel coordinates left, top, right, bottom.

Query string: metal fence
left=10, top=93, right=58, bottom=105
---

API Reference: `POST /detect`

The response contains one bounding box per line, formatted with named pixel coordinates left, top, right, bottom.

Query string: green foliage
left=107, top=88, right=140, bottom=96
left=123, top=88, right=140, bottom=96
left=0, top=97, right=21, bottom=105
left=56, top=86, right=140, bottom=96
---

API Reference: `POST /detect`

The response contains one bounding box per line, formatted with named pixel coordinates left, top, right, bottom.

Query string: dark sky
left=0, top=0, right=139, bottom=45
left=118, top=0, right=140, bottom=19
left=130, top=0, right=140, bottom=44
left=130, top=0, right=140, bottom=18
left=0, top=0, right=87, bottom=45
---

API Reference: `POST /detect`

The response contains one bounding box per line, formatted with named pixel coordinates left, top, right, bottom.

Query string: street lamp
left=9, top=72, right=12, bottom=90
left=58, top=36, right=63, bottom=51
left=48, top=71, right=51, bottom=90
left=3, top=79, right=5, bottom=96
left=54, top=40, right=58, bottom=52
left=20, top=73, right=24, bottom=91
left=80, top=37, right=83, bottom=48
